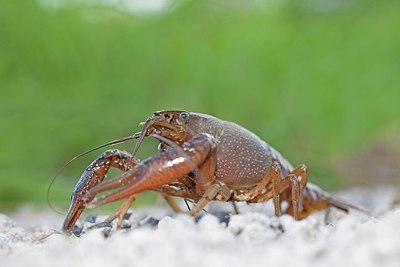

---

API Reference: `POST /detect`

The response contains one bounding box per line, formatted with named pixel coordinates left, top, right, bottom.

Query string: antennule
left=132, top=117, right=152, bottom=158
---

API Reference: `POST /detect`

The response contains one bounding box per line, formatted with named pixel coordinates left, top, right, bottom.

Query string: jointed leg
left=155, top=185, right=194, bottom=199
left=289, top=175, right=300, bottom=220
left=289, top=164, right=308, bottom=211
left=245, top=163, right=309, bottom=220
left=249, top=162, right=281, bottom=200
left=272, top=162, right=283, bottom=216
left=243, top=161, right=284, bottom=217
left=232, top=201, right=240, bottom=214
left=105, top=194, right=137, bottom=227
left=163, top=195, right=182, bottom=213
left=188, top=182, right=231, bottom=217
left=277, top=164, right=308, bottom=217
left=189, top=184, right=221, bottom=216
left=283, top=165, right=309, bottom=218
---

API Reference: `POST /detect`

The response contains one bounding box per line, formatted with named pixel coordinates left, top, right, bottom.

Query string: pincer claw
left=62, top=149, right=139, bottom=233
left=62, top=170, right=102, bottom=233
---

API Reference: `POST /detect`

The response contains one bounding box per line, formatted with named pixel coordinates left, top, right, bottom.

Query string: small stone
left=87, top=221, right=113, bottom=230
left=140, top=216, right=160, bottom=228
left=84, top=215, right=98, bottom=224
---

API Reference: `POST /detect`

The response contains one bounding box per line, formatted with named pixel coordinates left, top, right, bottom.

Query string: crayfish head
left=144, top=110, right=196, bottom=144
left=132, top=110, right=220, bottom=159
left=135, top=110, right=218, bottom=154
left=132, top=110, right=201, bottom=158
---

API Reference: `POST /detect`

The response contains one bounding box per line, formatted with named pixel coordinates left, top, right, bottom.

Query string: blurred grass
left=0, top=0, right=399, bottom=210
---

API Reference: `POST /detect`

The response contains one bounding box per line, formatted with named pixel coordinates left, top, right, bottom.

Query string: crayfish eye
left=179, top=112, right=190, bottom=121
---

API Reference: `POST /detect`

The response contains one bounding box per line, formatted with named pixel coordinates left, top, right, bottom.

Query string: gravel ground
left=1, top=187, right=399, bottom=267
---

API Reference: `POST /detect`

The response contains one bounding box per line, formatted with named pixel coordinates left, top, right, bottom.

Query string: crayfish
left=61, top=111, right=369, bottom=233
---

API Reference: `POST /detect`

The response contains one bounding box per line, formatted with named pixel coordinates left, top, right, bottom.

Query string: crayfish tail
left=324, top=195, right=373, bottom=216
left=300, top=183, right=373, bottom=218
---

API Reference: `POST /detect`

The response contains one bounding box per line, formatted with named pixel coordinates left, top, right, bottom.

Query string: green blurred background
left=1, top=0, right=399, bottom=211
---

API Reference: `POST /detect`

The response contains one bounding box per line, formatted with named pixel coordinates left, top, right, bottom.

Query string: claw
left=63, top=134, right=215, bottom=233
left=62, top=150, right=138, bottom=233
left=87, top=133, right=216, bottom=209
left=63, top=169, right=102, bottom=232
